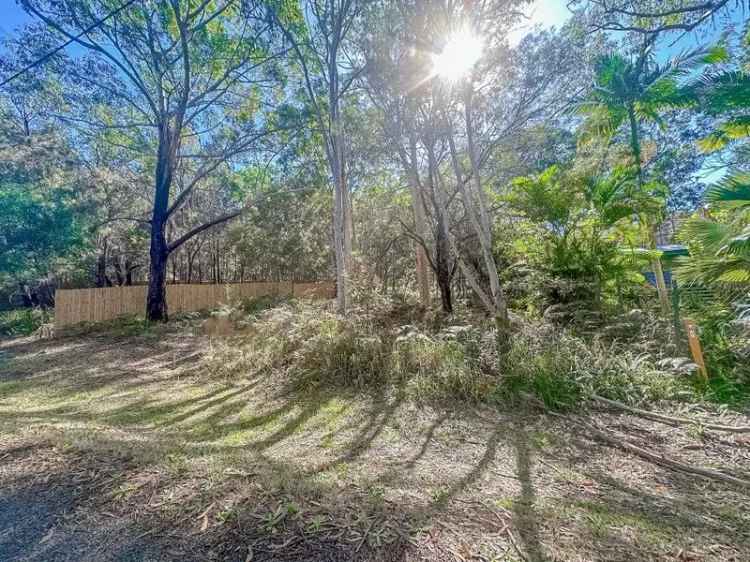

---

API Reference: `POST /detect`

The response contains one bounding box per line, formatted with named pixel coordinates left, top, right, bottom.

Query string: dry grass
left=1, top=301, right=749, bottom=561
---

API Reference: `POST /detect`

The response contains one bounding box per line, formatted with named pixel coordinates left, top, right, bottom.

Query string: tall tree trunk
left=437, top=273, right=453, bottom=313
left=343, top=164, right=354, bottom=271
left=629, top=104, right=670, bottom=317
left=435, top=222, right=453, bottom=314
left=95, top=237, right=109, bottom=288
left=147, top=222, right=169, bottom=321
left=461, top=87, right=510, bottom=344
left=146, top=129, right=174, bottom=322
left=428, top=143, right=454, bottom=314
left=406, top=133, right=431, bottom=307
left=125, top=261, right=134, bottom=286
left=330, top=120, right=348, bottom=313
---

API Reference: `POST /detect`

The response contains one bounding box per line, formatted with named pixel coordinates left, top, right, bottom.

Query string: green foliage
left=678, top=174, right=750, bottom=285
left=0, top=308, right=51, bottom=336
left=506, top=164, right=650, bottom=307
left=239, top=295, right=289, bottom=316
left=200, top=300, right=698, bottom=410
left=577, top=50, right=699, bottom=149
left=498, top=326, right=684, bottom=410
left=687, top=301, right=750, bottom=404
left=0, top=183, right=84, bottom=285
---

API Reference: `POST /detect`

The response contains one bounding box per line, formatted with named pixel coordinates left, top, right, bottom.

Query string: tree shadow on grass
left=511, top=422, right=548, bottom=562
left=5, top=324, right=748, bottom=560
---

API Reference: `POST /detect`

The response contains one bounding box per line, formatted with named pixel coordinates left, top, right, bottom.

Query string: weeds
left=0, top=308, right=51, bottom=336
left=197, top=300, right=691, bottom=410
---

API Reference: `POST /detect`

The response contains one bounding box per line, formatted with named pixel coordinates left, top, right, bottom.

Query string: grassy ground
left=1, top=302, right=749, bottom=561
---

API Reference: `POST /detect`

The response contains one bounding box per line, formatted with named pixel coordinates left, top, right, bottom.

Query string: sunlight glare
left=432, top=26, right=484, bottom=81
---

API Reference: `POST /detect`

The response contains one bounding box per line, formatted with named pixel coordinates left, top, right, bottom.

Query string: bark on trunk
left=146, top=218, right=169, bottom=321
left=461, top=87, right=510, bottom=337
left=329, top=118, right=348, bottom=313
left=406, top=160, right=431, bottom=307
left=428, top=143, right=454, bottom=314
left=438, top=275, right=453, bottom=314
left=146, top=127, right=175, bottom=322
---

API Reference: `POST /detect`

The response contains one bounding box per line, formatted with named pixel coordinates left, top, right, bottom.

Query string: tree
left=679, top=25, right=750, bottom=285
left=22, top=0, right=284, bottom=320
left=577, top=44, right=701, bottom=315
left=437, top=6, right=596, bottom=344
left=574, top=0, right=743, bottom=35
left=678, top=174, right=750, bottom=284
left=270, top=0, right=362, bottom=314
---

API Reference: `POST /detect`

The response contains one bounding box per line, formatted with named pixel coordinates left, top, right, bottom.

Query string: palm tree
left=678, top=173, right=750, bottom=285
left=678, top=25, right=750, bottom=287
left=577, top=45, right=700, bottom=316
left=688, top=35, right=750, bottom=155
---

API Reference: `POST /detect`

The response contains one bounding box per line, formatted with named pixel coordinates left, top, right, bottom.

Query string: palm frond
left=680, top=217, right=734, bottom=252
left=676, top=254, right=750, bottom=285
left=705, top=173, right=750, bottom=208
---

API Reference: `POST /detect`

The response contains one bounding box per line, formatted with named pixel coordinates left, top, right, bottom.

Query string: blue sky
left=0, top=2, right=32, bottom=39
left=1, top=0, right=745, bottom=184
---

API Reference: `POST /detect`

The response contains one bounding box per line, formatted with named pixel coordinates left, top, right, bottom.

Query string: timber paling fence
left=54, top=281, right=335, bottom=330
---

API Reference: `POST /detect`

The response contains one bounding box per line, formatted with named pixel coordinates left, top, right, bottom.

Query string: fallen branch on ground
left=592, top=394, right=750, bottom=434
left=548, top=411, right=750, bottom=489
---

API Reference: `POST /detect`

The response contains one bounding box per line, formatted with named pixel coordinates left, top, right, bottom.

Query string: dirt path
left=2, top=329, right=750, bottom=561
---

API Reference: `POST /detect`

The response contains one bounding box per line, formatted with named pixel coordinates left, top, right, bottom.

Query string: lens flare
left=432, top=26, right=484, bottom=81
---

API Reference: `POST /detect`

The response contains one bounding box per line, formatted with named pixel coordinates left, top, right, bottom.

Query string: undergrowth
left=202, top=300, right=698, bottom=410
left=0, top=308, right=51, bottom=336
left=680, top=298, right=750, bottom=405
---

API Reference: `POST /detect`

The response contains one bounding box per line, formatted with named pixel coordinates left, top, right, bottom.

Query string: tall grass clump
left=498, top=322, right=687, bottom=409
left=199, top=300, right=690, bottom=409
left=296, top=317, right=393, bottom=389
left=396, top=328, right=496, bottom=403
left=0, top=308, right=51, bottom=336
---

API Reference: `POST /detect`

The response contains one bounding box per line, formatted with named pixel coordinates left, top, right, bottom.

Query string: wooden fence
left=54, top=281, right=335, bottom=329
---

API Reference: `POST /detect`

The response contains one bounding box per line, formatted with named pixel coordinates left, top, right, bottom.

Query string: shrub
left=496, top=322, right=685, bottom=409
left=684, top=302, right=750, bottom=404
left=0, top=308, right=51, bottom=336
left=396, top=332, right=494, bottom=403
left=296, top=318, right=393, bottom=389
left=199, top=300, right=692, bottom=409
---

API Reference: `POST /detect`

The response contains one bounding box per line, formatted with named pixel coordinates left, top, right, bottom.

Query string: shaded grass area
left=1, top=304, right=749, bottom=561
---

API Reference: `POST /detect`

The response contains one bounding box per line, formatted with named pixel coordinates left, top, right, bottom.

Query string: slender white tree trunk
left=444, top=85, right=510, bottom=345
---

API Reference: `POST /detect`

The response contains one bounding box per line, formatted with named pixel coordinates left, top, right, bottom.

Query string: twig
left=355, top=517, right=376, bottom=553
left=592, top=395, right=750, bottom=434
left=553, top=411, right=750, bottom=489
left=504, top=527, right=528, bottom=562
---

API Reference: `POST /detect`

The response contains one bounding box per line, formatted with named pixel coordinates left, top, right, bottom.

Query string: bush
left=0, top=308, right=51, bottom=336
left=680, top=301, right=750, bottom=404
left=199, top=300, right=695, bottom=409
left=297, top=318, right=393, bottom=389
left=497, top=322, right=685, bottom=409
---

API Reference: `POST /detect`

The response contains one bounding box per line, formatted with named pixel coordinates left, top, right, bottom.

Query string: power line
left=0, top=0, right=139, bottom=88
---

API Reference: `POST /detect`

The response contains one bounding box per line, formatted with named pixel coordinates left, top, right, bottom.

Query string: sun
left=432, top=26, right=484, bottom=81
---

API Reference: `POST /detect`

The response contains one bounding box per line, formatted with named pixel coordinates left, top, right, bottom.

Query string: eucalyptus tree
left=435, top=6, right=595, bottom=344
left=0, top=25, right=68, bottom=138
left=573, top=0, right=746, bottom=35
left=22, top=0, right=286, bottom=320
left=362, top=3, right=440, bottom=308
left=270, top=0, right=364, bottom=314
